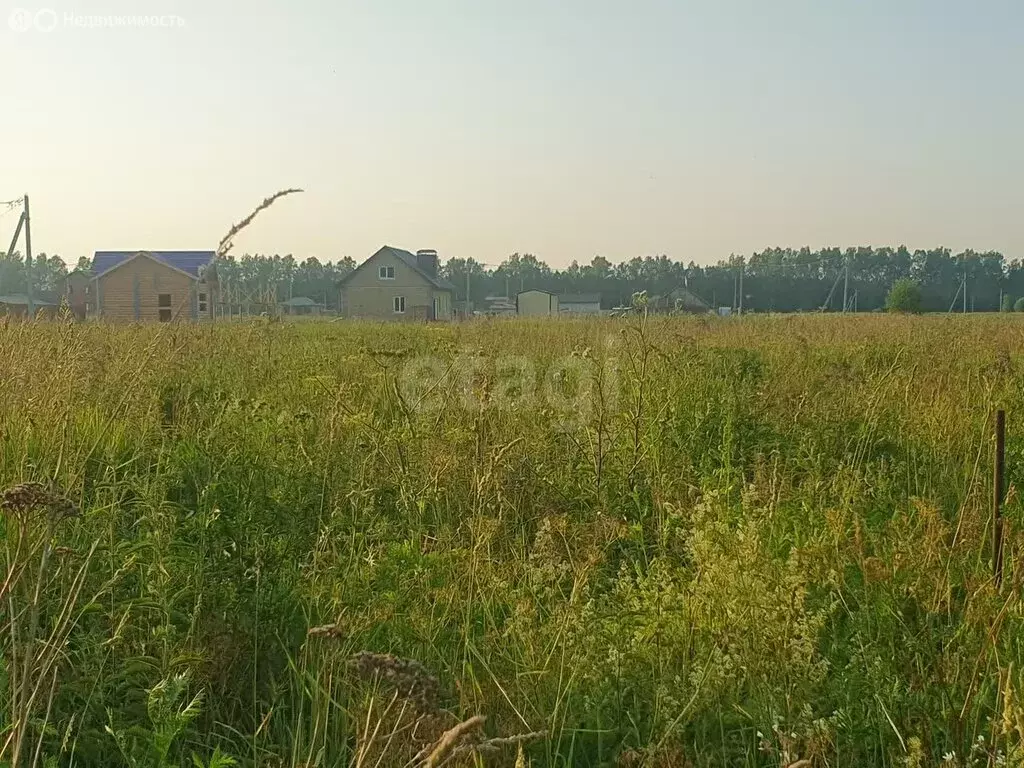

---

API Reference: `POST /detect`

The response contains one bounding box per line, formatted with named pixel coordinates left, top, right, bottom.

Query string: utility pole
left=842, top=254, right=849, bottom=313
left=732, top=260, right=738, bottom=311
left=5, top=207, right=26, bottom=295
left=24, top=196, right=33, bottom=318
left=738, top=261, right=744, bottom=315
left=948, top=280, right=962, bottom=314
left=963, top=268, right=968, bottom=314
left=465, top=266, right=471, bottom=317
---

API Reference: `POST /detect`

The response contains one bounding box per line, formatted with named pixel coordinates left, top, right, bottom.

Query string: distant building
left=282, top=296, right=324, bottom=316
left=65, top=269, right=90, bottom=320
left=517, top=289, right=559, bottom=316
left=338, top=246, right=455, bottom=321
left=90, top=251, right=217, bottom=322
left=0, top=294, right=58, bottom=319
left=558, top=293, right=602, bottom=314
left=652, top=285, right=712, bottom=314
left=484, top=295, right=517, bottom=316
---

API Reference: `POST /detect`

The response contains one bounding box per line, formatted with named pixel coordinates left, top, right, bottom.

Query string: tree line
left=1, top=246, right=1021, bottom=313
left=445, top=247, right=1020, bottom=313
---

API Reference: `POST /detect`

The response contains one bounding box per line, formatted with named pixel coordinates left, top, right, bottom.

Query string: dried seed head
left=307, top=623, right=345, bottom=639
left=456, top=729, right=547, bottom=759
left=421, top=715, right=486, bottom=767
left=348, top=651, right=442, bottom=714
left=0, top=482, right=79, bottom=524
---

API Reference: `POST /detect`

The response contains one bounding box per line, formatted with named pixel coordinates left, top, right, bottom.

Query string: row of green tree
left=0, top=253, right=74, bottom=297
left=445, top=247, right=1013, bottom=313
left=206, top=247, right=1024, bottom=313
left=1, top=246, right=1022, bottom=313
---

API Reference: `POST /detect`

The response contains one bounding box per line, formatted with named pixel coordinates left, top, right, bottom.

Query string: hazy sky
left=2, top=0, right=1022, bottom=268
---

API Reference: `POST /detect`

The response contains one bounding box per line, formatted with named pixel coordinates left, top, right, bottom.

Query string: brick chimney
left=416, top=249, right=438, bottom=276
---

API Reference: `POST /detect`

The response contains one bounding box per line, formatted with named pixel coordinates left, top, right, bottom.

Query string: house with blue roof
left=90, top=250, right=217, bottom=322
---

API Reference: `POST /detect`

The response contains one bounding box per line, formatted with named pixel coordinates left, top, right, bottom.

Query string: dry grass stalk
left=0, top=480, right=117, bottom=767
left=339, top=650, right=546, bottom=768
left=455, top=729, right=547, bottom=756
left=216, top=188, right=303, bottom=258
left=417, top=714, right=486, bottom=768
left=3, top=531, right=101, bottom=767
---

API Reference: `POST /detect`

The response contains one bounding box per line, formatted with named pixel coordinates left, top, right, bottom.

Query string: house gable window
left=158, top=293, right=172, bottom=322
left=199, top=292, right=208, bottom=313
left=393, top=296, right=406, bottom=313
left=379, top=265, right=395, bottom=280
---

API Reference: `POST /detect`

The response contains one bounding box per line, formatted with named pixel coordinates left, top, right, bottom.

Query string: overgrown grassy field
left=2, top=314, right=1024, bottom=767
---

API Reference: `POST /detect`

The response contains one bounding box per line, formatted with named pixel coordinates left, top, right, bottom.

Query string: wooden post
left=994, top=409, right=1006, bottom=589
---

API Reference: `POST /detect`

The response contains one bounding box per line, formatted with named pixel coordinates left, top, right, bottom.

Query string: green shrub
left=885, top=278, right=923, bottom=313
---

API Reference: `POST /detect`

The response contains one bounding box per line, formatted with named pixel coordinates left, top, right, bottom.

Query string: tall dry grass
left=0, top=313, right=1023, bottom=766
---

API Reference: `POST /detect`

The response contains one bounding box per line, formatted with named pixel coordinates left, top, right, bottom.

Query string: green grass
left=2, top=313, right=1024, bottom=767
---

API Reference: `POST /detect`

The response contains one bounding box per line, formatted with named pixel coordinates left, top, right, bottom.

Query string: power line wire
left=744, top=253, right=846, bottom=271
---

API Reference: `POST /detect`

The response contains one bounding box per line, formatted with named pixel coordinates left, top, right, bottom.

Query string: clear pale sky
left=2, top=0, right=1021, bottom=268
